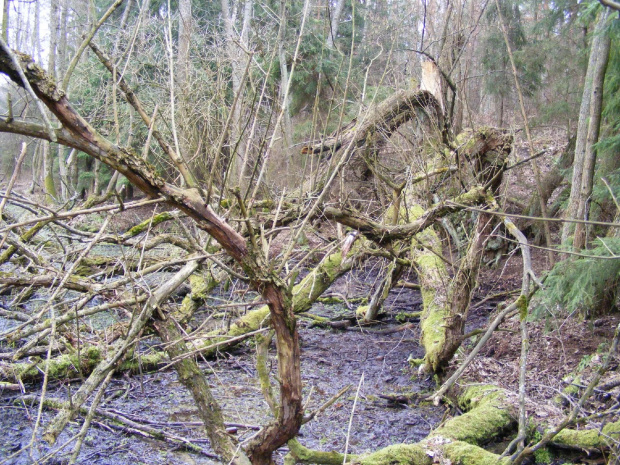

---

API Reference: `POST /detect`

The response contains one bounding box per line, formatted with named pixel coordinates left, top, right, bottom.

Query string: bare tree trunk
left=1, top=0, right=8, bottom=43
left=277, top=0, right=294, bottom=175
left=177, top=0, right=194, bottom=178
left=572, top=17, right=611, bottom=251
left=326, top=0, right=346, bottom=49
left=522, top=138, right=575, bottom=241
left=57, top=0, right=69, bottom=200
left=92, top=159, right=101, bottom=195
left=221, top=0, right=252, bottom=185
left=562, top=10, right=610, bottom=247
left=32, top=0, right=40, bottom=61
left=29, top=140, right=41, bottom=194
left=177, top=0, right=191, bottom=91
left=43, top=0, right=59, bottom=202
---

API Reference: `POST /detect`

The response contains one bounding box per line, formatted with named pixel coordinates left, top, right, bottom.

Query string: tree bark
left=302, top=89, right=441, bottom=156
left=522, top=138, right=575, bottom=240
left=43, top=0, right=59, bottom=202
left=562, top=10, right=610, bottom=247
left=572, top=16, right=611, bottom=251
left=151, top=260, right=251, bottom=465
left=221, top=0, right=252, bottom=184
left=326, top=0, right=346, bottom=49
left=1, top=0, right=8, bottom=43
left=277, top=0, right=293, bottom=172
left=177, top=0, right=194, bottom=181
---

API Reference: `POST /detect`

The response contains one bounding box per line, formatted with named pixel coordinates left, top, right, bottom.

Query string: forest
left=0, top=0, right=619, bottom=463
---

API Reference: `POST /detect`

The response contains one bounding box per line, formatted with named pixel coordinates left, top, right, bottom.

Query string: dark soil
left=2, top=192, right=619, bottom=464
left=0, top=268, right=444, bottom=465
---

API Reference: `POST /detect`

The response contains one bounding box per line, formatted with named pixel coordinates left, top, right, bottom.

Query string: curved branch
left=600, top=0, right=620, bottom=11
left=322, top=186, right=488, bottom=244
left=0, top=39, right=56, bottom=142
left=301, top=89, right=441, bottom=155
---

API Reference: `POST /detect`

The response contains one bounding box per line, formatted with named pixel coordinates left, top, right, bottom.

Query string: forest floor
left=0, top=263, right=444, bottom=465
left=1, top=246, right=617, bottom=464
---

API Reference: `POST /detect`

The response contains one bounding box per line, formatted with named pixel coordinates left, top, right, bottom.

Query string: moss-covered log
left=287, top=385, right=515, bottom=465
left=73, top=255, right=162, bottom=276
left=408, top=204, right=451, bottom=375
left=178, top=268, right=225, bottom=323
left=0, top=345, right=166, bottom=382
left=552, top=419, right=620, bottom=450
left=0, top=219, right=51, bottom=265
left=0, top=268, right=223, bottom=383
left=153, top=296, right=251, bottom=465
left=118, top=211, right=178, bottom=239
left=455, top=127, right=512, bottom=192
left=411, top=128, right=509, bottom=374
left=424, top=209, right=494, bottom=374
left=189, top=246, right=365, bottom=356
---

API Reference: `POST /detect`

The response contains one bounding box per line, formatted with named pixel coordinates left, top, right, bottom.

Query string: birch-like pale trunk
left=326, top=0, right=346, bottom=49
left=221, top=0, right=252, bottom=185
left=572, top=12, right=611, bottom=251
left=562, top=10, right=610, bottom=247
left=277, top=0, right=293, bottom=174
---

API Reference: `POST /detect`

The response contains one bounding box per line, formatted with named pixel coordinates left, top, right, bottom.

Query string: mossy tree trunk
left=192, top=245, right=365, bottom=357
left=152, top=279, right=251, bottom=465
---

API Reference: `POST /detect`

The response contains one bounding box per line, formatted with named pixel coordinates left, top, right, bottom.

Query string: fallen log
left=189, top=245, right=366, bottom=356
left=286, top=384, right=516, bottom=465
left=301, top=89, right=441, bottom=157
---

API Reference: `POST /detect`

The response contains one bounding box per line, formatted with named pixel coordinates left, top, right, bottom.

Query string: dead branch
left=322, top=186, right=488, bottom=245
left=511, top=322, right=620, bottom=464
left=20, top=395, right=221, bottom=460
left=301, top=89, right=441, bottom=156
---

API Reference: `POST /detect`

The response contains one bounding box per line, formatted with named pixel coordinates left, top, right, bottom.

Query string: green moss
left=16, top=346, right=103, bottom=380
left=124, top=212, right=174, bottom=237
left=179, top=271, right=221, bottom=323
left=534, top=446, right=553, bottom=464
left=118, top=352, right=165, bottom=373
left=356, top=305, right=369, bottom=318
left=553, top=420, right=620, bottom=449
left=44, top=173, right=56, bottom=201
left=416, top=252, right=448, bottom=372
left=287, top=439, right=350, bottom=465
left=407, top=198, right=452, bottom=374
left=359, top=444, right=430, bottom=465
left=442, top=441, right=510, bottom=465
left=396, top=311, right=421, bottom=322
left=432, top=385, right=516, bottom=445
left=193, top=247, right=359, bottom=355
left=516, top=294, right=528, bottom=321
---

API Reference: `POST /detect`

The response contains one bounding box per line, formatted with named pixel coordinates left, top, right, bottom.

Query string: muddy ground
left=1, top=215, right=618, bottom=464
left=0, top=262, right=446, bottom=465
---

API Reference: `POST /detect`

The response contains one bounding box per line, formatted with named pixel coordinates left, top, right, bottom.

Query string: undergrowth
left=536, top=238, right=620, bottom=317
